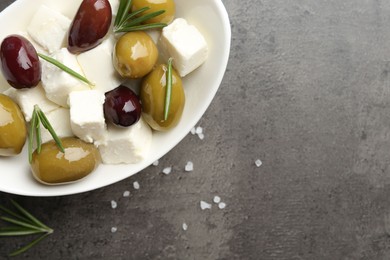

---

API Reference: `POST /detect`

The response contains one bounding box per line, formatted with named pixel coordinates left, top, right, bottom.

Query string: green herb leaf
left=0, top=205, right=31, bottom=224
left=28, top=105, right=64, bottom=163
left=8, top=233, right=50, bottom=257
left=37, top=53, right=94, bottom=87
left=11, top=200, right=52, bottom=231
left=164, top=58, right=173, bottom=121
left=0, top=216, right=45, bottom=232
left=113, top=0, right=167, bottom=33
left=0, top=227, right=42, bottom=236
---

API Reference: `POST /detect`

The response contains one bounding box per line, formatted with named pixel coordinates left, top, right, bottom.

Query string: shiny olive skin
left=0, top=94, right=27, bottom=156
left=140, top=63, right=185, bottom=131
left=31, top=137, right=101, bottom=185
left=113, top=32, right=158, bottom=79
left=132, top=0, right=175, bottom=24
left=0, top=35, right=41, bottom=89
left=68, top=0, right=112, bottom=54
left=104, top=85, right=142, bottom=127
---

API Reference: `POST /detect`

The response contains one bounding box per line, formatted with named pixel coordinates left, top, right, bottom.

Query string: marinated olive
left=30, top=137, right=101, bottom=185
left=140, top=63, right=185, bottom=131
left=104, top=85, right=142, bottom=127
left=113, top=32, right=158, bottom=79
left=132, top=0, right=175, bottom=24
left=0, top=94, right=27, bottom=156
left=0, top=35, right=41, bottom=89
left=68, top=0, right=112, bottom=54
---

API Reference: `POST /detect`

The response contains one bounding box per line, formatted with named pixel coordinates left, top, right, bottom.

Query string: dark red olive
left=0, top=35, right=41, bottom=89
left=104, top=85, right=142, bottom=127
left=68, top=0, right=112, bottom=54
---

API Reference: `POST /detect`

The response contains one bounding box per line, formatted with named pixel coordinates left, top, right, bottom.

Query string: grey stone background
left=2, top=0, right=390, bottom=259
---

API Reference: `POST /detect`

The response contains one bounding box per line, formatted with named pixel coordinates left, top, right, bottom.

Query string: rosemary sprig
left=28, top=105, right=64, bottom=163
left=0, top=200, right=53, bottom=257
left=37, top=53, right=94, bottom=87
left=164, top=58, right=173, bottom=121
left=114, top=0, right=167, bottom=33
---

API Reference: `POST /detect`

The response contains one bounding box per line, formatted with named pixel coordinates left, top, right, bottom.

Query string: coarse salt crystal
left=195, top=126, right=203, bottom=134
left=162, top=167, right=172, bottom=175
left=111, top=227, right=117, bottom=233
left=255, top=159, right=262, bottom=167
left=133, top=181, right=140, bottom=190
left=185, top=161, right=193, bottom=172
left=213, top=196, right=221, bottom=204
left=123, top=191, right=130, bottom=197
left=111, top=200, right=117, bottom=209
left=198, top=133, right=205, bottom=140
left=182, top=223, right=188, bottom=231
left=200, top=201, right=212, bottom=210
left=152, top=160, right=159, bottom=166
left=190, top=127, right=196, bottom=135
left=218, top=202, right=226, bottom=209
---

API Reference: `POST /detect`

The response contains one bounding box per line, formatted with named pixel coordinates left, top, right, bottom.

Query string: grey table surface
left=2, top=0, right=390, bottom=259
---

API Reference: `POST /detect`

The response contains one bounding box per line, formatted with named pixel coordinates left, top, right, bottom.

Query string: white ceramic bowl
left=0, top=0, right=231, bottom=196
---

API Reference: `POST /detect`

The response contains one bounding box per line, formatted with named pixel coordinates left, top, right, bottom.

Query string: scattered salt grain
left=133, top=181, right=140, bottom=190
left=198, top=133, right=205, bottom=140
left=123, top=191, right=130, bottom=197
left=190, top=127, right=196, bottom=135
left=111, top=227, right=117, bottom=233
left=200, top=201, right=212, bottom=210
left=182, top=223, right=188, bottom=231
left=255, top=159, right=262, bottom=167
left=162, top=167, right=172, bottom=175
left=218, top=202, right=226, bottom=209
left=111, top=200, right=117, bottom=209
left=213, top=196, right=221, bottom=204
left=185, top=161, right=193, bottom=172
left=152, top=160, right=159, bottom=166
left=195, top=126, right=203, bottom=135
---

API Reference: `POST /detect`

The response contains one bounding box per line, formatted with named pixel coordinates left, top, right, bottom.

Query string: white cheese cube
left=41, top=48, right=90, bottom=107
left=159, top=18, right=208, bottom=77
left=39, top=108, right=73, bottom=144
left=27, top=5, right=71, bottom=54
left=98, top=118, right=152, bottom=164
left=77, top=36, right=123, bottom=93
left=69, top=90, right=106, bottom=144
left=8, top=84, right=59, bottom=122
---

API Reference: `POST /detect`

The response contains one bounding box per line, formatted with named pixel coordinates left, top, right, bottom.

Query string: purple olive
left=0, top=35, right=41, bottom=89
left=68, top=0, right=112, bottom=54
left=104, top=85, right=142, bottom=127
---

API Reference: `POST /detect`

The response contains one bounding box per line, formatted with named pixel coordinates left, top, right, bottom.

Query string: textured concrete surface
left=3, top=0, right=390, bottom=259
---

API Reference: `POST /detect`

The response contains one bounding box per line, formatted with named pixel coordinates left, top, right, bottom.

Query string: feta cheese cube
left=39, top=108, right=73, bottom=144
left=41, top=48, right=90, bottom=107
left=76, top=36, right=123, bottom=93
left=159, top=18, right=208, bottom=77
left=8, top=84, right=59, bottom=122
left=98, top=118, right=152, bottom=164
left=69, top=90, right=106, bottom=144
left=27, top=5, right=71, bottom=54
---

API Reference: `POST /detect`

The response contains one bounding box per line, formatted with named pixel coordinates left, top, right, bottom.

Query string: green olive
left=132, top=0, right=175, bottom=24
left=31, top=137, right=101, bottom=185
left=140, top=63, right=185, bottom=131
left=0, top=94, right=27, bottom=156
left=113, top=31, right=158, bottom=79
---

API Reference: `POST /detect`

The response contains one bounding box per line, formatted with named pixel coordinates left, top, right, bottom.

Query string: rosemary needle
left=164, top=58, right=173, bottom=121
left=37, top=53, right=94, bottom=87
